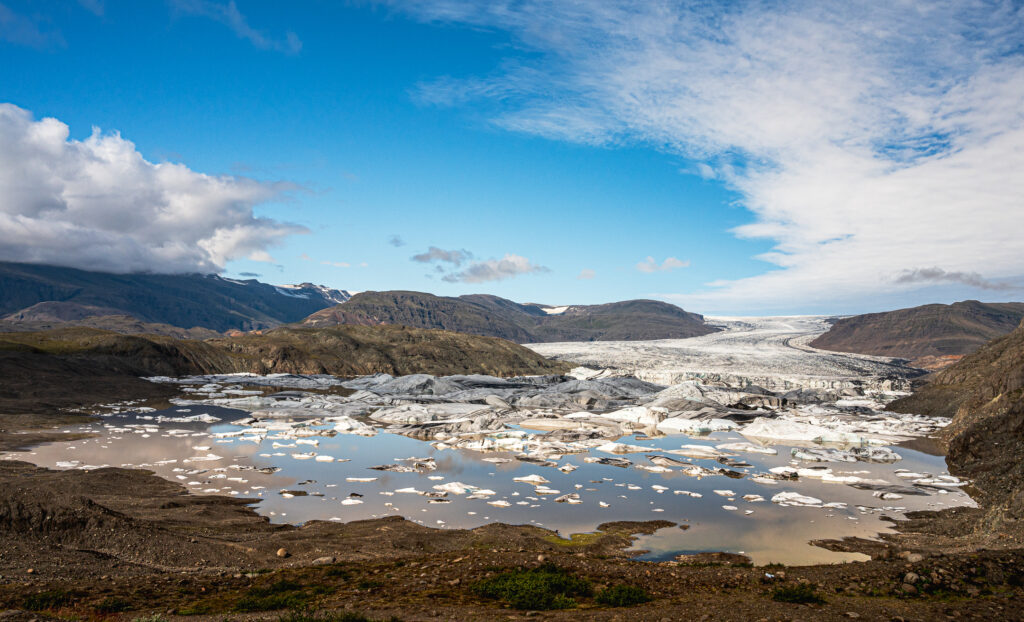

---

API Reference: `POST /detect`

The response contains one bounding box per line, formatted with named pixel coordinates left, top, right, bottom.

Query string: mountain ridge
left=809, top=300, right=1024, bottom=369
left=301, top=290, right=719, bottom=343
left=0, top=261, right=350, bottom=333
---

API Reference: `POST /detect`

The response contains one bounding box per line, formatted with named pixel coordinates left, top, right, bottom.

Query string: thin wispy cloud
left=0, top=103, right=305, bottom=274
left=577, top=268, right=595, bottom=280
left=170, top=0, right=301, bottom=54
left=398, top=1, right=1024, bottom=310
left=411, top=246, right=470, bottom=266
left=442, top=253, right=549, bottom=284
left=387, top=234, right=406, bottom=247
left=0, top=2, right=65, bottom=48
left=321, top=260, right=351, bottom=268
left=636, top=256, right=688, bottom=273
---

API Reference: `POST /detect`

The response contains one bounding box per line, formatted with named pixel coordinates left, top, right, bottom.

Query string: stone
left=276, top=548, right=289, bottom=558
left=903, top=572, right=920, bottom=584
left=901, top=583, right=917, bottom=595
left=312, top=556, right=336, bottom=565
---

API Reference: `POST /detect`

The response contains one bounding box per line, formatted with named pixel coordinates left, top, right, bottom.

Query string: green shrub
left=471, top=563, right=592, bottom=610
left=595, top=584, right=652, bottom=607
left=95, top=595, right=133, bottom=613
left=23, top=589, right=73, bottom=611
left=771, top=584, right=826, bottom=604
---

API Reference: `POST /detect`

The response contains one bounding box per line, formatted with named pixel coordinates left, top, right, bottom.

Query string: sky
left=1, top=0, right=1022, bottom=315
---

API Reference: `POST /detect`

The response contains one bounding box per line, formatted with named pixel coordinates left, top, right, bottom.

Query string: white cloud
left=170, top=0, right=301, bottom=54
left=577, top=268, right=595, bottom=280
left=398, top=1, right=1024, bottom=310
left=442, top=253, right=549, bottom=283
left=412, top=246, right=470, bottom=265
left=0, top=103, right=305, bottom=274
left=321, top=260, right=351, bottom=268
left=636, top=256, right=689, bottom=273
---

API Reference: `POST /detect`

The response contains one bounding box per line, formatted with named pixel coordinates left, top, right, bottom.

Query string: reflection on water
left=9, top=405, right=972, bottom=566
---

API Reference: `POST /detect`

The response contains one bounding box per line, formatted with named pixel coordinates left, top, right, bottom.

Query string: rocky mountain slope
left=888, top=319, right=1024, bottom=527
left=0, top=261, right=350, bottom=333
left=301, top=290, right=718, bottom=343
left=810, top=300, right=1024, bottom=369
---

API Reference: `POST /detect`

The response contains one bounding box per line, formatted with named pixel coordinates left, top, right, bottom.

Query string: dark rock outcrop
left=888, top=319, right=1024, bottom=522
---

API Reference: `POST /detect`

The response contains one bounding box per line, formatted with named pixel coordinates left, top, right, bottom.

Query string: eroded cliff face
left=889, top=320, right=1024, bottom=521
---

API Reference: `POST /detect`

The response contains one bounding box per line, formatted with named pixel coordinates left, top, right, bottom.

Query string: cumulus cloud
left=411, top=246, right=470, bottom=266
left=442, top=254, right=549, bottom=283
left=388, top=234, right=406, bottom=247
left=577, top=268, right=595, bottom=280
left=894, top=267, right=1020, bottom=292
left=0, top=103, right=305, bottom=274
left=397, top=1, right=1024, bottom=310
left=636, top=256, right=689, bottom=273
left=170, top=0, right=301, bottom=54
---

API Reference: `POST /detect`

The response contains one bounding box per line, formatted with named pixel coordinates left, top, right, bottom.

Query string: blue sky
left=1, top=1, right=1022, bottom=314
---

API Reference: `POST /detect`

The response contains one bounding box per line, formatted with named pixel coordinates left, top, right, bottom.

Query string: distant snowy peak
left=540, top=305, right=569, bottom=315
left=275, top=283, right=351, bottom=305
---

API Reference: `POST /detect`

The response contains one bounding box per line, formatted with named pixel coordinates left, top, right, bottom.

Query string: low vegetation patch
left=595, top=584, right=653, bottom=607
left=277, top=611, right=402, bottom=622
left=771, top=583, right=826, bottom=605
left=471, top=563, right=592, bottom=610
left=235, top=579, right=312, bottom=612
left=23, top=589, right=75, bottom=611
left=94, top=595, right=133, bottom=613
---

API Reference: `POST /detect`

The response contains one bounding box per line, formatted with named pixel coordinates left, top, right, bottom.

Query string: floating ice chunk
left=487, top=499, right=511, bottom=507
left=346, top=477, right=377, bottom=483
left=742, top=417, right=874, bottom=446
left=722, top=505, right=738, bottom=511
left=395, top=487, right=423, bottom=494
left=596, top=442, right=654, bottom=454
left=291, top=453, right=316, bottom=460
left=771, top=492, right=824, bottom=507
left=716, top=442, right=777, bottom=455
left=534, top=487, right=560, bottom=495
left=601, top=406, right=666, bottom=425
left=714, top=490, right=736, bottom=497
left=433, top=482, right=476, bottom=495
left=555, top=493, right=582, bottom=504
left=558, top=464, right=579, bottom=473
left=657, top=417, right=737, bottom=434
left=742, top=494, right=765, bottom=503
left=513, top=474, right=550, bottom=485
left=666, top=444, right=731, bottom=460
left=315, top=455, right=335, bottom=462
left=341, top=498, right=363, bottom=505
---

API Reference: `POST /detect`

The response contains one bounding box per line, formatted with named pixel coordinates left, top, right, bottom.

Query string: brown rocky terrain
left=888, top=318, right=1024, bottom=531
left=302, top=290, right=719, bottom=343
left=810, top=300, right=1024, bottom=369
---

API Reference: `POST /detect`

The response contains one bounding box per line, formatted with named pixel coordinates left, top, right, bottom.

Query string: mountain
left=809, top=300, right=1024, bottom=369
left=887, top=319, right=1024, bottom=525
left=0, top=261, right=350, bottom=333
left=301, top=290, right=719, bottom=343
left=0, top=325, right=569, bottom=414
